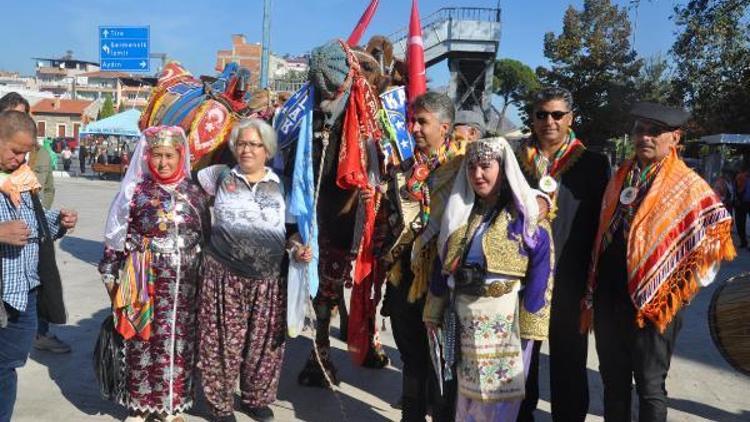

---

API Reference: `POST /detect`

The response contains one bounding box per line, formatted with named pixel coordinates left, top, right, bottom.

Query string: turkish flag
left=347, top=0, right=380, bottom=47
left=407, top=0, right=427, bottom=101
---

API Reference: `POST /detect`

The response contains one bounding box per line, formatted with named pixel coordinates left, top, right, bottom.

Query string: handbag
left=31, top=193, right=67, bottom=324
left=93, top=314, right=125, bottom=400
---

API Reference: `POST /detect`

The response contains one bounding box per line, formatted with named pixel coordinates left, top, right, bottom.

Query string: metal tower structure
left=389, top=6, right=501, bottom=118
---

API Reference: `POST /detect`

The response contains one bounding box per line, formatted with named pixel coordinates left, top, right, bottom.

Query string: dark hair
left=0, top=110, right=37, bottom=141
left=412, top=91, right=455, bottom=125
left=0, top=92, right=31, bottom=114
left=532, top=86, right=574, bottom=112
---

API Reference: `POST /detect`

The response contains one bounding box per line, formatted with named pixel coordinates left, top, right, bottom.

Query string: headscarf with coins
left=438, top=137, right=541, bottom=263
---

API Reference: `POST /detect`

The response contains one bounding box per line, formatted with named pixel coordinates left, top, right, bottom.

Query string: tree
left=493, top=58, right=539, bottom=124
left=635, top=53, right=678, bottom=105
left=98, top=94, right=115, bottom=120
left=671, top=0, right=750, bottom=135
left=536, top=0, right=643, bottom=145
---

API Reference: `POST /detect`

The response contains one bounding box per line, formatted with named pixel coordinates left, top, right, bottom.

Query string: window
left=37, top=121, right=46, bottom=138
left=57, top=124, right=66, bottom=137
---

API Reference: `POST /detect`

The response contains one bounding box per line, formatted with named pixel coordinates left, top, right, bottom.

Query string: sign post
left=98, top=26, right=150, bottom=72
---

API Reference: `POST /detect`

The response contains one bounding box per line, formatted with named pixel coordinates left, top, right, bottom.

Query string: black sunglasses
left=632, top=121, right=673, bottom=137
left=534, top=110, right=570, bottom=121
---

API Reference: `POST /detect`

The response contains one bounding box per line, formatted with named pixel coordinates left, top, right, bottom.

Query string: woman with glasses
left=196, top=118, right=311, bottom=422
left=99, top=126, right=211, bottom=422
left=423, top=137, right=553, bottom=421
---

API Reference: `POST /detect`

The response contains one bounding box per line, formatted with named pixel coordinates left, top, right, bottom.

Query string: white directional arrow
left=139, top=61, right=147, bottom=68
left=102, top=29, right=109, bottom=38
left=102, top=44, right=110, bottom=54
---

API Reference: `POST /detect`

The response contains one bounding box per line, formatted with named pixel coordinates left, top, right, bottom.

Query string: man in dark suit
left=516, top=87, right=610, bottom=421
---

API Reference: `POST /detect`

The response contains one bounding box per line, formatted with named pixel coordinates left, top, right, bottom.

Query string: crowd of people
left=0, top=78, right=741, bottom=422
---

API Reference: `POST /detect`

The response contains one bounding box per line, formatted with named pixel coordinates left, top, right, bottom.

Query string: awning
left=697, top=133, right=750, bottom=145
left=80, top=109, right=141, bottom=137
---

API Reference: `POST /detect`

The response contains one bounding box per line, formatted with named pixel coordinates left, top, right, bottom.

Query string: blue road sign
left=99, top=26, right=150, bottom=72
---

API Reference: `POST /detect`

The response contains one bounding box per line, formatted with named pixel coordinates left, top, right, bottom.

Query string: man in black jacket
left=516, top=87, right=610, bottom=421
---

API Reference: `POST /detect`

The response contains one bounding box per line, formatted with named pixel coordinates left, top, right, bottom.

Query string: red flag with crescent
left=347, top=0, right=381, bottom=47
left=407, top=0, right=427, bottom=101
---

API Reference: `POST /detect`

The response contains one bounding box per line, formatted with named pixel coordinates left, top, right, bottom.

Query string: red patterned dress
left=98, top=177, right=210, bottom=415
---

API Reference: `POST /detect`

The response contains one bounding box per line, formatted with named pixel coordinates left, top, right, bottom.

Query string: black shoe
left=240, top=405, right=274, bottom=422
left=210, top=414, right=236, bottom=422
left=361, top=346, right=390, bottom=369
left=297, top=355, right=339, bottom=388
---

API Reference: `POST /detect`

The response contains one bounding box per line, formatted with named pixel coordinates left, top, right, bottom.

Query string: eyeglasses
left=534, top=110, right=571, bottom=121
left=235, top=141, right=265, bottom=151
left=632, top=121, right=672, bottom=138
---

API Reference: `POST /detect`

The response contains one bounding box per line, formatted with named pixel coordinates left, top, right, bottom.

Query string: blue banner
left=274, top=83, right=313, bottom=151
left=287, top=83, right=319, bottom=332
left=380, top=86, right=415, bottom=162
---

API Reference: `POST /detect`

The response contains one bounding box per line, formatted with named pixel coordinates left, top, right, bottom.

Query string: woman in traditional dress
left=423, top=137, right=553, bottom=422
left=196, top=117, right=311, bottom=422
left=98, top=126, right=210, bottom=422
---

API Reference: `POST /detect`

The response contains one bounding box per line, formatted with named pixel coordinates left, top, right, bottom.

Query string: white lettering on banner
left=280, top=118, right=295, bottom=134
left=287, top=105, right=303, bottom=123
left=383, top=93, right=400, bottom=110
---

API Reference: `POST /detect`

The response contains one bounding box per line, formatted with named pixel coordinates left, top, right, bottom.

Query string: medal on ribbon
left=539, top=175, right=558, bottom=194
left=620, top=187, right=638, bottom=205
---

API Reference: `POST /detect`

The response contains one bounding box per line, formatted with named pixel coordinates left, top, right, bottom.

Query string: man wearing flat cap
left=581, top=102, right=736, bottom=421
left=453, top=109, right=485, bottom=142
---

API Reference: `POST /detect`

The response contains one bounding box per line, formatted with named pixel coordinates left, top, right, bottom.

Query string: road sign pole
left=260, top=0, right=272, bottom=88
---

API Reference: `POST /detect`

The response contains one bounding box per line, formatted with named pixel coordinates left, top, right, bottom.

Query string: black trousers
left=593, top=289, right=682, bottom=422
left=384, top=279, right=455, bottom=422
left=518, top=279, right=590, bottom=422
left=736, top=201, right=749, bottom=246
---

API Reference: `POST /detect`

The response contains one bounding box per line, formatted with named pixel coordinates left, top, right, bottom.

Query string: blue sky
left=0, top=0, right=680, bottom=120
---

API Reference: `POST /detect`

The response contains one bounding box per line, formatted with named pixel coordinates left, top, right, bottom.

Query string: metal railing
left=388, top=7, right=501, bottom=42
left=271, top=79, right=306, bottom=93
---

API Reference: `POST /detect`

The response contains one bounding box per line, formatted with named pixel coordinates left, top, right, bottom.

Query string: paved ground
left=12, top=177, right=750, bottom=421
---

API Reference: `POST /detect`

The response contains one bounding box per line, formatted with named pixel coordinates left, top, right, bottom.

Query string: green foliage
left=98, top=94, right=116, bottom=120
left=493, top=58, right=539, bottom=123
left=535, top=0, right=643, bottom=145
left=609, top=135, right=635, bottom=164
left=635, top=53, right=679, bottom=105
left=671, top=0, right=750, bottom=135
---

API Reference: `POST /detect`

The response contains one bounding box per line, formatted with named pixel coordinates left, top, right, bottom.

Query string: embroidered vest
left=443, top=208, right=528, bottom=277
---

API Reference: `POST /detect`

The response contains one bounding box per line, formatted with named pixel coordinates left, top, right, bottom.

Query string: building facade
left=216, top=34, right=262, bottom=87
left=30, top=54, right=154, bottom=110
left=31, top=98, right=99, bottom=139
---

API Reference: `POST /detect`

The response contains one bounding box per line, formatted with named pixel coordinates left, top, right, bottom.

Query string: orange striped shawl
left=582, top=149, right=736, bottom=333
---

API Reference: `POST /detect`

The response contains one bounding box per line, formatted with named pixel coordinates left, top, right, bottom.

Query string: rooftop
left=79, top=71, right=131, bottom=79
left=31, top=98, right=93, bottom=115
left=33, top=57, right=99, bottom=67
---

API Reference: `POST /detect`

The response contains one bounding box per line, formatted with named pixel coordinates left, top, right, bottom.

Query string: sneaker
left=209, top=414, right=236, bottom=422
left=240, top=405, right=274, bottom=422
left=34, top=334, right=71, bottom=353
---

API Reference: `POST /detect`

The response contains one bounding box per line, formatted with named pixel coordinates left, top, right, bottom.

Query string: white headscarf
left=437, top=137, right=540, bottom=263
left=102, top=127, right=192, bottom=251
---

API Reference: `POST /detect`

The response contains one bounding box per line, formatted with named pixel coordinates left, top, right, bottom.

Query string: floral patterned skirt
left=455, top=282, right=524, bottom=403
left=117, top=250, right=200, bottom=414
left=455, top=339, right=534, bottom=422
